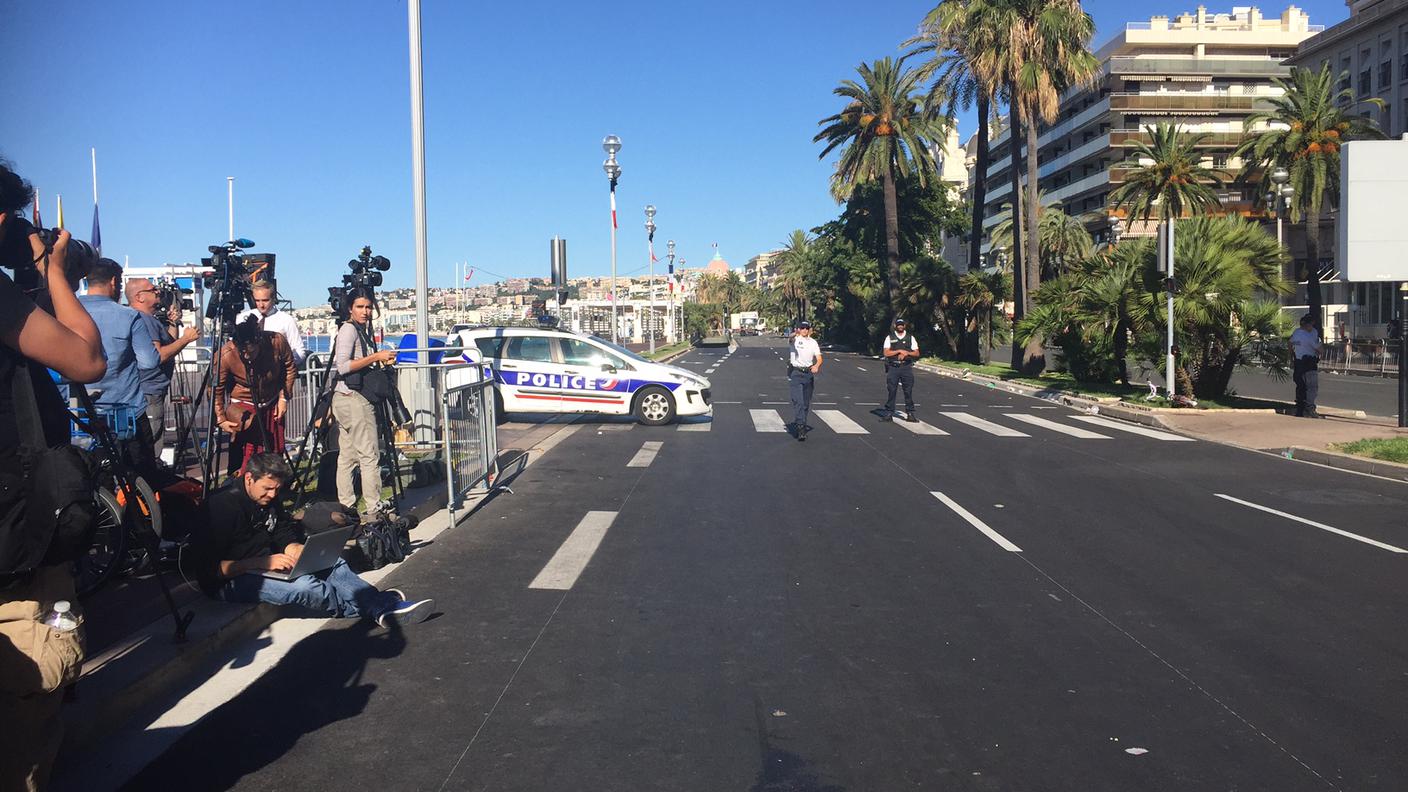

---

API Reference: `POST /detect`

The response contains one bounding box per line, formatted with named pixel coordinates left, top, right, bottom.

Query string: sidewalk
left=54, top=415, right=583, bottom=785
left=921, top=361, right=1408, bottom=483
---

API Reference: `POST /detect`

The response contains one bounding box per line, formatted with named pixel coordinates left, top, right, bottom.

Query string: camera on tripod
left=0, top=216, right=99, bottom=286
left=201, top=238, right=275, bottom=328
left=327, top=246, right=390, bottom=318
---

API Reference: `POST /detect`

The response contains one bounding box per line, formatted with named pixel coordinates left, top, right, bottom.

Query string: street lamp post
left=666, top=239, right=676, bottom=343
left=603, top=135, right=622, bottom=343
left=645, top=205, right=657, bottom=354
left=1107, top=215, right=1124, bottom=247
left=1269, top=166, right=1291, bottom=248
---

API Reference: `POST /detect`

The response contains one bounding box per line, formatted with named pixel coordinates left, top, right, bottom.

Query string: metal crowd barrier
left=1321, top=341, right=1401, bottom=377
left=440, top=364, right=499, bottom=526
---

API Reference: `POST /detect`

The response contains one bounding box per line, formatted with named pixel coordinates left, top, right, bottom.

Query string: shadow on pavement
left=119, top=618, right=405, bottom=791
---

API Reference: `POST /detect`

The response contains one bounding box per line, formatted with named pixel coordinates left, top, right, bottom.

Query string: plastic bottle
left=44, top=600, right=79, bottom=632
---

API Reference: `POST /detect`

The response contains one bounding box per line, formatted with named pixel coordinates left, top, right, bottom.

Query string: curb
left=1275, top=446, right=1408, bottom=482
left=62, top=486, right=450, bottom=755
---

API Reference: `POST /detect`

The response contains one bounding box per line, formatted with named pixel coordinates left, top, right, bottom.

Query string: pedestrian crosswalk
left=717, top=407, right=1191, bottom=442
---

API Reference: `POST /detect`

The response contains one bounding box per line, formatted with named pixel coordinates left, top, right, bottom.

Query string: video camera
left=0, top=216, right=99, bottom=287
left=328, top=246, right=390, bottom=318
left=201, top=239, right=275, bottom=328
left=154, top=277, right=194, bottom=322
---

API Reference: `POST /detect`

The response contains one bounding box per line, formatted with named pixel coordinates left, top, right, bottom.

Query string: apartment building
left=1288, top=0, right=1408, bottom=335
left=978, top=5, right=1321, bottom=251
left=744, top=251, right=782, bottom=289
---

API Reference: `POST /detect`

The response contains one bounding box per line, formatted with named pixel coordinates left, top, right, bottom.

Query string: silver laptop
left=260, top=525, right=356, bottom=581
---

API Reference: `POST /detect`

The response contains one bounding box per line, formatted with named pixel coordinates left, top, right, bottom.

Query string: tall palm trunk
left=1007, top=103, right=1025, bottom=370
left=1018, top=110, right=1047, bottom=375
left=966, top=95, right=991, bottom=363
left=881, top=166, right=903, bottom=318
left=1304, top=205, right=1323, bottom=336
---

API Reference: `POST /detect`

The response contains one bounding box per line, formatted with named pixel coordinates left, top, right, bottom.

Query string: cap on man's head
left=893, top=318, right=907, bottom=326
left=797, top=320, right=812, bottom=329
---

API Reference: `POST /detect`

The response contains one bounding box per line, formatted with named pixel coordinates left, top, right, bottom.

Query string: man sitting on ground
left=188, top=452, right=433, bottom=627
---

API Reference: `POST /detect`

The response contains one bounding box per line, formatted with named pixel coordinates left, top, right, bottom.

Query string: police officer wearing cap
left=880, top=318, right=920, bottom=422
left=787, top=321, right=823, bottom=441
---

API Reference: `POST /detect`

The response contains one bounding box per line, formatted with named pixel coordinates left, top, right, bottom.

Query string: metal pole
left=1399, top=285, right=1407, bottom=427
left=227, top=176, right=234, bottom=241
left=610, top=187, right=618, bottom=344
left=408, top=0, right=429, bottom=368
left=1166, top=217, right=1176, bottom=399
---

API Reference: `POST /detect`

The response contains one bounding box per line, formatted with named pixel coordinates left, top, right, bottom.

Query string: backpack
left=0, top=362, right=98, bottom=587
left=354, top=514, right=416, bottom=570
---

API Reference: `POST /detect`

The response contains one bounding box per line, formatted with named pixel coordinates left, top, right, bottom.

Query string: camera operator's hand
left=27, top=226, right=67, bottom=281
left=375, top=349, right=398, bottom=365
left=168, top=304, right=182, bottom=325
left=179, top=325, right=199, bottom=344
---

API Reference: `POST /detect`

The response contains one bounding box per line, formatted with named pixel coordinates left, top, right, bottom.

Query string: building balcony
left=1109, top=92, right=1270, bottom=112
left=1107, top=56, right=1293, bottom=78
left=987, top=96, right=1113, bottom=164
left=1108, top=128, right=1247, bottom=147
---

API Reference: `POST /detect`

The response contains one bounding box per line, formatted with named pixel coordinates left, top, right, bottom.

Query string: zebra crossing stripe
left=677, top=421, right=712, bottom=431
left=750, top=409, right=789, bottom=432
left=1004, top=413, right=1110, bottom=439
left=939, top=411, right=1030, bottom=437
left=814, top=410, right=868, bottom=434
left=1071, top=415, right=1193, bottom=441
left=894, top=417, right=949, bottom=435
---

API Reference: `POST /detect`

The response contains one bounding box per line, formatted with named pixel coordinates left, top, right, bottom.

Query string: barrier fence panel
left=1322, top=341, right=1401, bottom=376
left=442, top=365, right=499, bottom=526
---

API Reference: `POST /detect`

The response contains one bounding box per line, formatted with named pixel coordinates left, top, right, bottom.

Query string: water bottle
left=44, top=600, right=79, bottom=632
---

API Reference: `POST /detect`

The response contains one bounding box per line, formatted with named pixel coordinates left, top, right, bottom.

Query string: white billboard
left=1339, top=139, right=1408, bottom=281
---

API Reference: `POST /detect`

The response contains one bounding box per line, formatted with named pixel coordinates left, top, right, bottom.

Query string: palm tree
left=1109, top=122, right=1226, bottom=223
left=815, top=57, right=949, bottom=318
left=774, top=230, right=813, bottom=326
left=1234, top=63, right=1385, bottom=334
left=907, top=0, right=1003, bottom=277
left=956, top=269, right=1010, bottom=362
left=989, top=195, right=1091, bottom=275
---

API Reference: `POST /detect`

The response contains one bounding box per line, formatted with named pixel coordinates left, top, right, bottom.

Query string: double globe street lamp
left=1268, top=166, right=1294, bottom=249
left=645, top=205, right=658, bottom=354
left=603, top=135, right=622, bottom=343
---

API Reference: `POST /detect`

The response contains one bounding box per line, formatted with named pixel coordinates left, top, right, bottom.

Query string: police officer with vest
left=880, top=318, right=920, bottom=422
left=787, top=320, right=822, bottom=441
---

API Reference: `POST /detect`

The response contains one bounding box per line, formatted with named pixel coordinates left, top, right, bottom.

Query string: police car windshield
left=588, top=336, right=650, bottom=364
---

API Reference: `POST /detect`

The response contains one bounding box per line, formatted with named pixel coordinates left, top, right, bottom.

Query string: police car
left=450, top=326, right=712, bottom=425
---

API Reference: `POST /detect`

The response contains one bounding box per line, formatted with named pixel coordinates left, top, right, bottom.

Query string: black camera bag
left=343, top=323, right=393, bottom=405
left=0, top=361, right=97, bottom=587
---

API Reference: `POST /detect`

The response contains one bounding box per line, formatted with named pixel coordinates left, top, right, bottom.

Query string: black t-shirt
left=0, top=272, right=75, bottom=455
left=886, top=332, right=917, bottom=365
left=189, top=480, right=303, bottom=595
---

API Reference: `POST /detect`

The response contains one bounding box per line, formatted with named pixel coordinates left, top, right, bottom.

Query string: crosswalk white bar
left=1214, top=494, right=1408, bottom=553
left=931, top=492, right=1022, bottom=552
left=1004, top=413, right=1111, bottom=439
left=894, top=416, right=949, bottom=435
left=939, top=411, right=1030, bottom=437
left=815, top=410, right=868, bottom=434
left=677, top=421, right=712, bottom=431
left=626, top=441, right=664, bottom=467
left=529, top=511, right=619, bottom=590
left=1071, top=415, right=1193, bottom=441
left=750, top=409, right=789, bottom=432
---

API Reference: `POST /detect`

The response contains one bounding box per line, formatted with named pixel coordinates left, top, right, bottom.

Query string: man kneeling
left=189, top=453, right=434, bottom=627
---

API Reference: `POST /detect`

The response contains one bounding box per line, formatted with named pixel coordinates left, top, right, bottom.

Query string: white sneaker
left=377, top=598, right=434, bottom=628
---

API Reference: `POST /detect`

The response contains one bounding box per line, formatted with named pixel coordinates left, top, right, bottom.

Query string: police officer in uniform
left=787, top=321, right=822, bottom=441
left=880, top=318, right=920, bottom=422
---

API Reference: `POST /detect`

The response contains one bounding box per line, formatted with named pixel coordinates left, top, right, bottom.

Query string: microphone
left=234, top=238, right=255, bottom=249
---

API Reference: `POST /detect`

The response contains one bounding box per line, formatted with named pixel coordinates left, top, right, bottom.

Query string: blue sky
left=2, top=0, right=1352, bottom=306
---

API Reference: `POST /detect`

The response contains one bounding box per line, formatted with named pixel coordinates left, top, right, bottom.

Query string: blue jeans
left=788, top=369, right=815, bottom=428
left=215, top=558, right=394, bottom=619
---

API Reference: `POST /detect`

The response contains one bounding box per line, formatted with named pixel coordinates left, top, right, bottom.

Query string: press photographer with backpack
left=330, top=289, right=397, bottom=521
left=0, top=161, right=107, bottom=791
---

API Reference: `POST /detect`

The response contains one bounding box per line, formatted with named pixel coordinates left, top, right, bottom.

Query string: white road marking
left=1214, top=494, right=1408, bottom=553
left=932, top=492, right=1021, bottom=552
left=763, top=401, right=789, bottom=405
left=627, top=441, right=664, bottom=467
left=750, top=409, right=789, bottom=432
left=856, top=366, right=868, bottom=372
left=895, top=417, right=949, bottom=435
left=677, top=421, right=712, bottom=431
left=529, top=511, right=619, bottom=590
left=705, top=367, right=717, bottom=373
left=940, top=411, right=1030, bottom=437
left=815, top=410, right=868, bottom=434
left=1005, top=413, right=1111, bottom=439
left=715, top=400, right=742, bottom=404
left=856, top=402, right=880, bottom=406
left=1071, top=415, right=1193, bottom=441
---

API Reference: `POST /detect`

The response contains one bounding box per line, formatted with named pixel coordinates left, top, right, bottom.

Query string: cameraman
left=79, top=258, right=161, bottom=471
left=0, top=161, right=106, bottom=792
left=215, top=316, right=296, bottom=476
left=331, top=289, right=396, bottom=520
left=126, top=278, right=199, bottom=458
left=238, top=281, right=306, bottom=366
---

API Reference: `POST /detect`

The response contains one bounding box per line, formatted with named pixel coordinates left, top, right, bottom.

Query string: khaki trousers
left=0, top=565, right=84, bottom=792
left=331, top=391, right=384, bottom=514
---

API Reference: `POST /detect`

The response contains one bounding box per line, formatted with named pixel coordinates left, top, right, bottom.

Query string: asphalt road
left=122, top=337, right=1408, bottom=791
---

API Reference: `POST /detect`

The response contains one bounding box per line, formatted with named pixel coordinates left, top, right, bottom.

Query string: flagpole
left=91, top=148, right=102, bottom=254
left=227, top=176, right=235, bottom=241
left=91, top=149, right=99, bottom=205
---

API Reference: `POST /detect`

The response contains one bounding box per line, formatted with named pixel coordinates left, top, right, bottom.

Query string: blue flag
left=91, top=204, right=102, bottom=254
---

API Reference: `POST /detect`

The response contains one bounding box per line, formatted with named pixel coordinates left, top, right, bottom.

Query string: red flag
left=464, top=268, right=475, bottom=281
left=610, top=190, right=617, bottom=229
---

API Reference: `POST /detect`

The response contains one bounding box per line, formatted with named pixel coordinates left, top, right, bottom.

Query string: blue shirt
left=136, top=312, right=175, bottom=396
left=79, top=294, right=160, bottom=409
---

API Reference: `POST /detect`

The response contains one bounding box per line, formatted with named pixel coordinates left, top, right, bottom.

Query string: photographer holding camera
left=0, top=160, right=107, bottom=791
left=126, top=278, right=199, bottom=458
left=331, top=289, right=397, bottom=520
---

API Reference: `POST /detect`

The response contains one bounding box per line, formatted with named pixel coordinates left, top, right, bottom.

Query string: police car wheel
left=634, top=386, right=676, bottom=426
